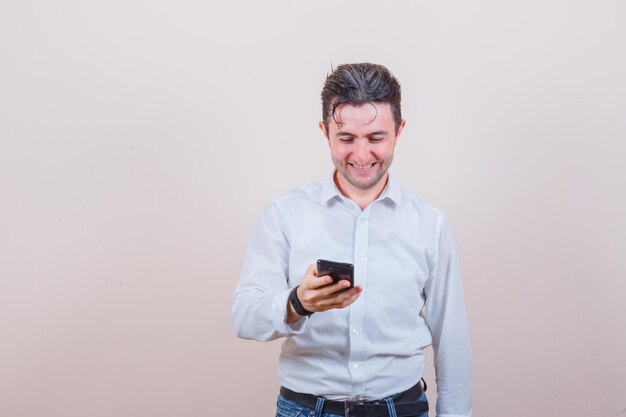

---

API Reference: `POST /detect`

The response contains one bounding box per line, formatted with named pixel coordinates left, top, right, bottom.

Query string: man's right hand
left=287, top=264, right=362, bottom=323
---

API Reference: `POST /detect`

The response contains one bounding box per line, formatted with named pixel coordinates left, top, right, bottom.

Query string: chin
left=347, top=173, right=386, bottom=190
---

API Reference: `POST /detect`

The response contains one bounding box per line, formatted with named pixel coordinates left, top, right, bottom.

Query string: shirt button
left=352, top=362, right=359, bottom=368
left=353, top=329, right=359, bottom=335
left=358, top=253, right=365, bottom=259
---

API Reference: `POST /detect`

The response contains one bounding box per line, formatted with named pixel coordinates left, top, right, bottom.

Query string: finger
left=326, top=279, right=353, bottom=295
left=333, top=287, right=362, bottom=308
left=307, top=274, right=334, bottom=290
left=318, top=290, right=360, bottom=310
left=311, top=279, right=345, bottom=296
left=340, top=291, right=362, bottom=307
left=302, top=264, right=317, bottom=282
left=311, top=285, right=362, bottom=311
left=313, top=282, right=356, bottom=303
left=300, top=264, right=323, bottom=290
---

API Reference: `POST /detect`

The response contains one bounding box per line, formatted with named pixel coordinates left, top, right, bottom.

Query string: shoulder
left=396, top=184, right=447, bottom=226
left=261, top=179, right=326, bottom=219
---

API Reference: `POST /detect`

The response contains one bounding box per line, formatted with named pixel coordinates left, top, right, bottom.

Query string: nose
left=353, top=140, right=370, bottom=165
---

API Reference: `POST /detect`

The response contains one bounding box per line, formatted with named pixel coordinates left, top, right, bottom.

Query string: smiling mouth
left=349, top=162, right=376, bottom=169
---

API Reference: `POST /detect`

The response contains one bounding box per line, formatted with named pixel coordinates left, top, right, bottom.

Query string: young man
left=232, top=63, right=472, bottom=417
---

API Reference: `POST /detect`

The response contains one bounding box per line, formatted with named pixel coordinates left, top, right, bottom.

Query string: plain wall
left=1, top=1, right=625, bottom=416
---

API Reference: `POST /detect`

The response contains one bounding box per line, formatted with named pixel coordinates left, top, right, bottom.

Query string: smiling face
left=320, top=102, right=405, bottom=197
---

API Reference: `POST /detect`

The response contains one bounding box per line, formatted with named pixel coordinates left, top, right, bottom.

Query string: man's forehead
left=330, top=102, right=393, bottom=131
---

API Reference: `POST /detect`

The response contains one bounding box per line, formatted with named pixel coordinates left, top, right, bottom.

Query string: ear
left=319, top=121, right=330, bottom=142
left=394, top=120, right=407, bottom=144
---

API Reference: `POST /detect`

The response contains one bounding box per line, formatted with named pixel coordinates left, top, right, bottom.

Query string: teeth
left=352, top=163, right=374, bottom=169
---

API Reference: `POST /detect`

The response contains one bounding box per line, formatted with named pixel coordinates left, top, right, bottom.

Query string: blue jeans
left=275, top=391, right=428, bottom=417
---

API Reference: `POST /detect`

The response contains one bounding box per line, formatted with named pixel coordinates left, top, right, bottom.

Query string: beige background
left=1, top=1, right=625, bottom=416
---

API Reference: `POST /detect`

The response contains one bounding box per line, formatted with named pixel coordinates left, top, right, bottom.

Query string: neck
left=334, top=171, right=388, bottom=210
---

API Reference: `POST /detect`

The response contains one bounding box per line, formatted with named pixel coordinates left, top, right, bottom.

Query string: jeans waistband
left=279, top=379, right=428, bottom=417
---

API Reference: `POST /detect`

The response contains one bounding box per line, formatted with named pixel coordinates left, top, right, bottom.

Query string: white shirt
left=232, top=174, right=472, bottom=417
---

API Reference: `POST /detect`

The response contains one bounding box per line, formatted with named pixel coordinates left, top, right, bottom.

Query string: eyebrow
left=335, top=130, right=389, bottom=137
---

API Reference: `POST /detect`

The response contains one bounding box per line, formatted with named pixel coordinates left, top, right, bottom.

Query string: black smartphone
left=316, top=259, right=354, bottom=290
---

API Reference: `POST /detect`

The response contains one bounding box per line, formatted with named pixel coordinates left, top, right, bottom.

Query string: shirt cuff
left=271, top=288, right=308, bottom=335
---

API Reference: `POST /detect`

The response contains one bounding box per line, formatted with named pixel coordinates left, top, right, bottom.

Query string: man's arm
left=232, top=199, right=362, bottom=340
left=423, top=214, right=472, bottom=417
left=231, top=200, right=306, bottom=341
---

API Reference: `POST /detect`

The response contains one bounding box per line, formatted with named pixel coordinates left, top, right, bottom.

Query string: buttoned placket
left=347, top=204, right=371, bottom=399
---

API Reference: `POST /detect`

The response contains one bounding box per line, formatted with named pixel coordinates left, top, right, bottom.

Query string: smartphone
left=316, top=259, right=354, bottom=290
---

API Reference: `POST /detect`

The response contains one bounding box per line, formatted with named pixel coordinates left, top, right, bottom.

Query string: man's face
left=320, top=102, right=405, bottom=193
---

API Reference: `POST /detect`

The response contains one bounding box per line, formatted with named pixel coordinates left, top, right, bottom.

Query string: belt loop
left=384, top=397, right=398, bottom=417
left=313, top=396, right=325, bottom=417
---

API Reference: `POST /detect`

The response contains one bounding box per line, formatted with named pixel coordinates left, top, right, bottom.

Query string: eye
left=369, top=137, right=384, bottom=142
left=337, top=137, right=354, bottom=143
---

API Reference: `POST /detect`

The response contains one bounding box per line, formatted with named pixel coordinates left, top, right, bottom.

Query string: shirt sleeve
left=231, top=199, right=307, bottom=341
left=423, top=214, right=473, bottom=417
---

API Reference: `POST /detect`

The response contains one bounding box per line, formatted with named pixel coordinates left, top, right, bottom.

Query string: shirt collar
left=319, top=171, right=404, bottom=207
left=379, top=175, right=404, bottom=206
left=320, top=172, right=343, bottom=205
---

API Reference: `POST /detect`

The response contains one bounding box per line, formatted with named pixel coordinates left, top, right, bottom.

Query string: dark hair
left=321, top=63, right=402, bottom=133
